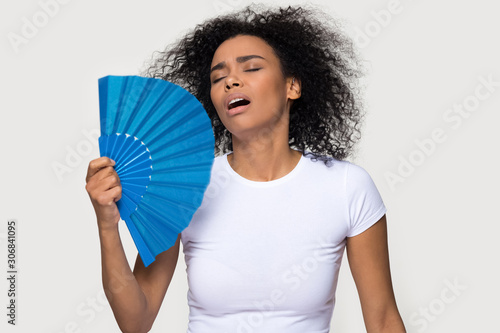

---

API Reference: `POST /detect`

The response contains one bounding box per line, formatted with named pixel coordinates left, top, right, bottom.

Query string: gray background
left=1, top=0, right=498, bottom=332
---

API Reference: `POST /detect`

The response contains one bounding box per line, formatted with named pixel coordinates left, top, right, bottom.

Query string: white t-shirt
left=180, top=151, right=386, bottom=333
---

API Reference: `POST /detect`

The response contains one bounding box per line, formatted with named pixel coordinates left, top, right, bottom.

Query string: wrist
left=98, top=223, right=120, bottom=239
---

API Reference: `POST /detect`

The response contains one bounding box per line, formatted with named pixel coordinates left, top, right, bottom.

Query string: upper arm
left=346, top=215, right=405, bottom=332
left=132, top=233, right=181, bottom=328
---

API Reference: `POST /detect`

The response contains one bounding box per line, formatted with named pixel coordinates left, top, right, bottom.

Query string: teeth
left=229, top=98, right=244, bottom=106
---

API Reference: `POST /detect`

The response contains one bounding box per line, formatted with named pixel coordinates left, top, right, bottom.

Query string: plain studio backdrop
left=1, top=0, right=498, bottom=332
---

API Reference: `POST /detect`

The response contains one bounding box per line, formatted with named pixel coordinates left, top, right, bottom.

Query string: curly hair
left=141, top=4, right=365, bottom=165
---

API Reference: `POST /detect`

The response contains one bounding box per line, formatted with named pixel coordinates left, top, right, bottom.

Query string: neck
left=227, top=114, right=301, bottom=182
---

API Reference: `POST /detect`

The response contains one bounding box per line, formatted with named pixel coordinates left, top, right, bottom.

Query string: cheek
left=264, top=83, right=288, bottom=110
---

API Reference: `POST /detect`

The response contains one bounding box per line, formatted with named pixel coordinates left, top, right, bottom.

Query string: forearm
left=364, top=304, right=406, bottom=333
left=99, top=226, right=150, bottom=333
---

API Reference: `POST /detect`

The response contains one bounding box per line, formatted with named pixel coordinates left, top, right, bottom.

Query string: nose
left=224, top=75, right=242, bottom=91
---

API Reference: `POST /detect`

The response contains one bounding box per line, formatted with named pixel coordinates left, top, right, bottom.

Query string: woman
left=85, top=5, right=406, bottom=333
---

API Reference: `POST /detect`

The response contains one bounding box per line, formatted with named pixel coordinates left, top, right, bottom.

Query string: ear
left=287, top=76, right=301, bottom=100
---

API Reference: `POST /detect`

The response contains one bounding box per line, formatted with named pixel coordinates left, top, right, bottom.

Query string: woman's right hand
left=85, top=156, right=122, bottom=232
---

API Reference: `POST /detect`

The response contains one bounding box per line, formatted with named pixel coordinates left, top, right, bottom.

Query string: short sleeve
left=345, top=162, right=387, bottom=237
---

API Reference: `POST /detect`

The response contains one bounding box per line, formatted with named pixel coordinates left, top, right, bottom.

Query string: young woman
left=85, top=5, right=406, bottom=333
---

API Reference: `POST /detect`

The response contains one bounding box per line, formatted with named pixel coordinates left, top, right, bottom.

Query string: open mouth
left=228, top=98, right=250, bottom=110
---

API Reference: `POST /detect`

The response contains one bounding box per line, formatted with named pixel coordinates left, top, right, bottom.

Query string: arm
left=86, top=157, right=180, bottom=333
left=99, top=230, right=180, bottom=333
left=346, top=215, right=406, bottom=333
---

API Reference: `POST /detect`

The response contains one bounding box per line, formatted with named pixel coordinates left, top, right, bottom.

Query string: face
left=209, top=35, right=299, bottom=141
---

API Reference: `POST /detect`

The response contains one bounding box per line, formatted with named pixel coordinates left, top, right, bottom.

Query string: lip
left=227, top=103, right=251, bottom=116
left=225, top=93, right=251, bottom=116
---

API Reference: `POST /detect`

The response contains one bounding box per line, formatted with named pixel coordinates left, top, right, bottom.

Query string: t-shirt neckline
left=223, top=150, right=306, bottom=187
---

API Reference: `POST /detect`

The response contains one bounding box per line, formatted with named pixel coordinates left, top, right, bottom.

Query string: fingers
left=86, top=157, right=115, bottom=183
left=86, top=167, right=121, bottom=196
left=85, top=157, right=122, bottom=205
left=85, top=157, right=123, bottom=228
left=93, top=183, right=122, bottom=206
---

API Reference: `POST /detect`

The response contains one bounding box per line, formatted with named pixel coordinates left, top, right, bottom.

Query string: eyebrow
left=210, top=55, right=265, bottom=73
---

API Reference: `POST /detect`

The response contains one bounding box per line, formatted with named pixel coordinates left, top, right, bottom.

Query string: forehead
left=211, top=35, right=277, bottom=65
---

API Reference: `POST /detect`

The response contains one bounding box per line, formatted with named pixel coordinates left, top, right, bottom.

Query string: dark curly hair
left=141, top=4, right=365, bottom=165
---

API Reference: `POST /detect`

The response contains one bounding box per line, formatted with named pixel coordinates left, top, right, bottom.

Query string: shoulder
left=301, top=152, right=380, bottom=192
left=344, top=161, right=378, bottom=188
left=301, top=151, right=354, bottom=177
left=211, top=152, right=229, bottom=172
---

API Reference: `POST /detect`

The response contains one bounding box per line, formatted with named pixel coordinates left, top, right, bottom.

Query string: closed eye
left=211, top=68, right=262, bottom=84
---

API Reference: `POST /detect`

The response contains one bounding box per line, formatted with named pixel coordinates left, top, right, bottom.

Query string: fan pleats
left=98, top=75, right=214, bottom=267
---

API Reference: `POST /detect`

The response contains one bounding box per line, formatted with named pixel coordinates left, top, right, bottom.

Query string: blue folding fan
left=98, top=75, right=215, bottom=267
